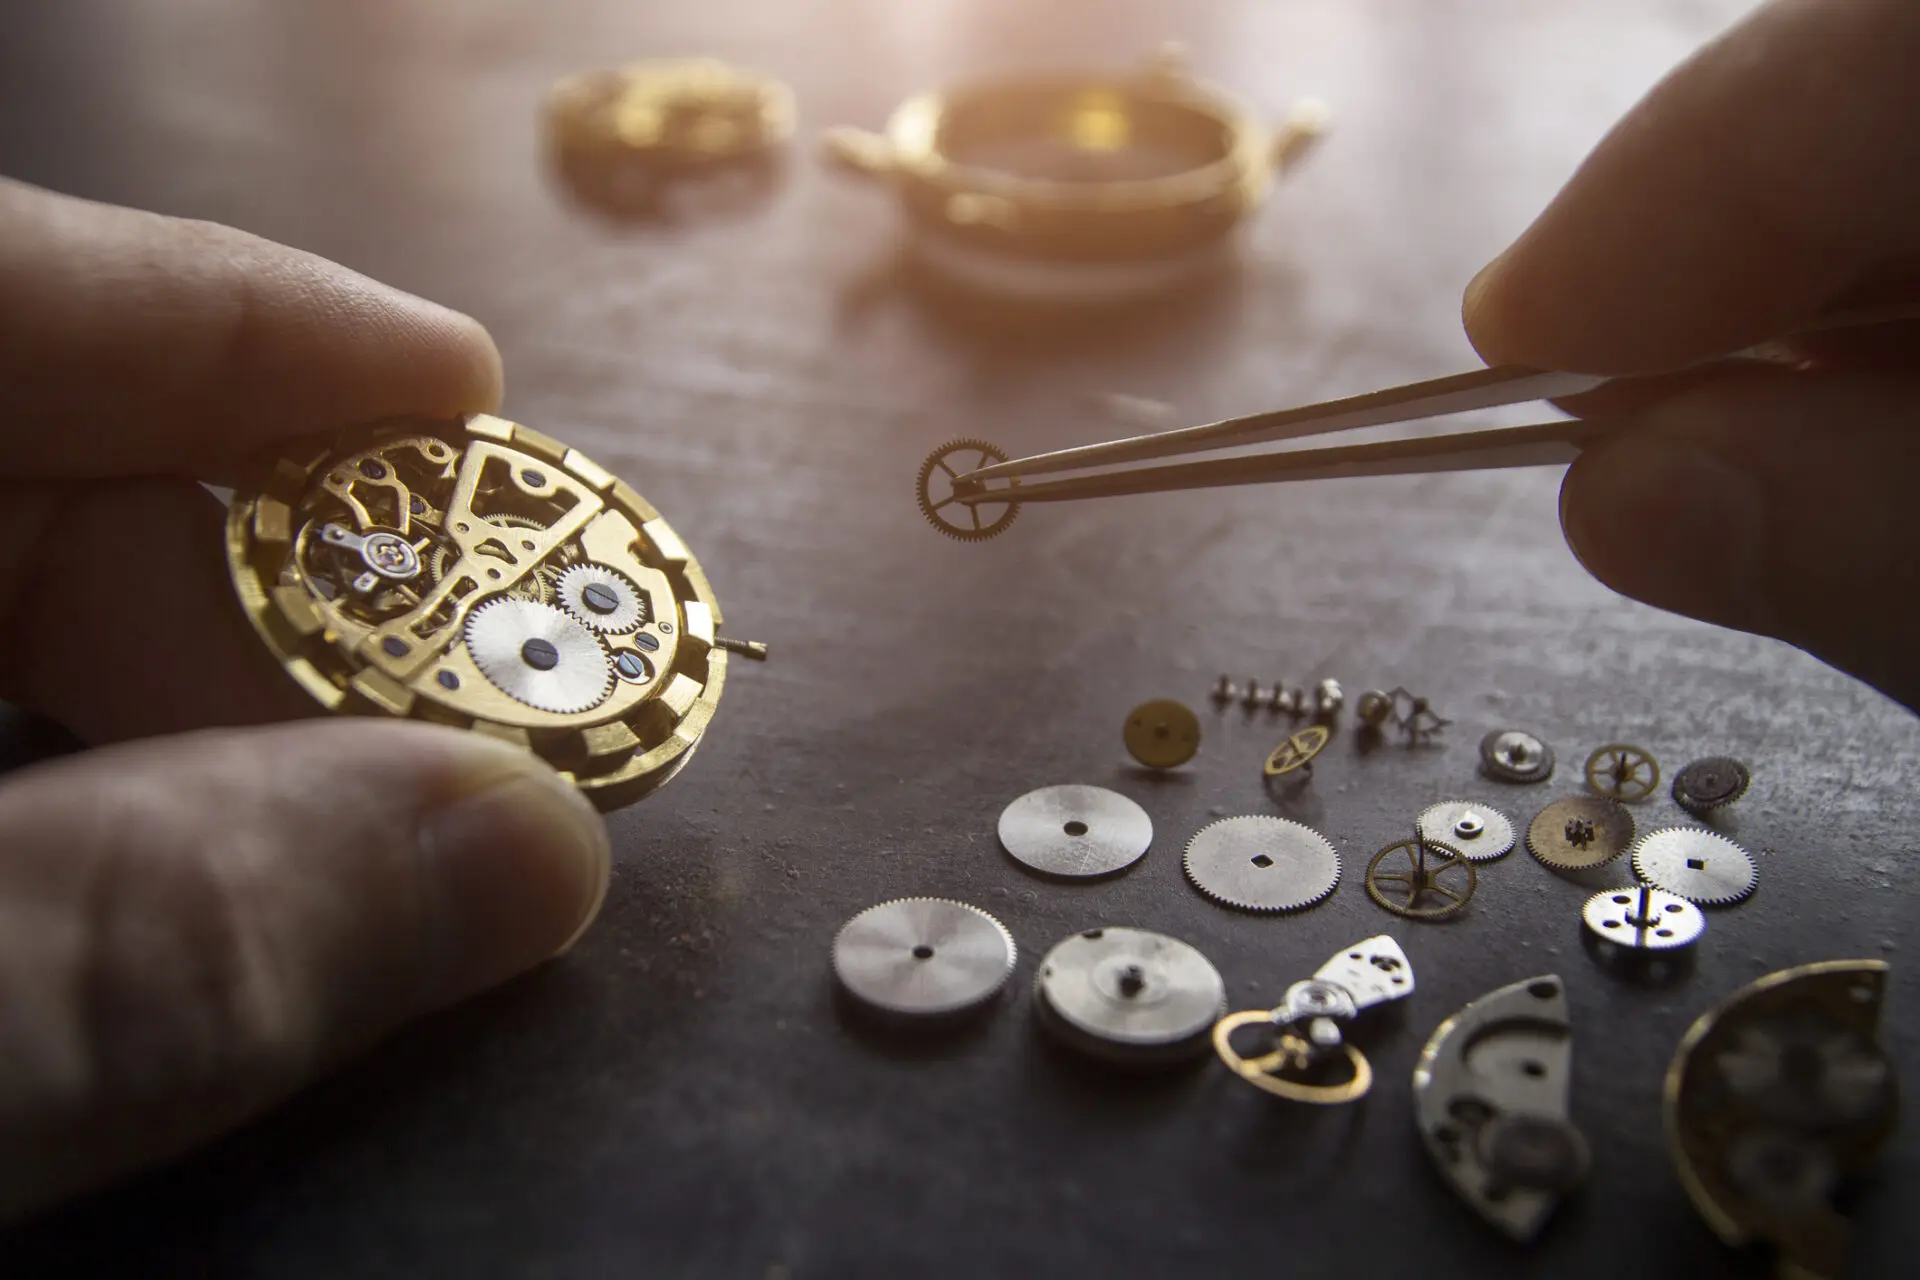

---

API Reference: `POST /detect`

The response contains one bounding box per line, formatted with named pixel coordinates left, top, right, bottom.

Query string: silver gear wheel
left=1418, top=800, right=1515, bottom=862
left=556, top=562, right=650, bottom=633
left=832, top=898, right=1016, bottom=1021
left=464, top=598, right=613, bottom=714
left=1183, top=815, right=1340, bottom=913
left=1631, top=827, right=1756, bottom=906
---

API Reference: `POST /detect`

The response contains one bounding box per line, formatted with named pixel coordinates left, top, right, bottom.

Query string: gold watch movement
left=823, top=47, right=1327, bottom=299
left=225, top=413, right=735, bottom=812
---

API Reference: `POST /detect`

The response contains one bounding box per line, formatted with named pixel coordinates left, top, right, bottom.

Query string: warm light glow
left=1065, top=93, right=1130, bottom=152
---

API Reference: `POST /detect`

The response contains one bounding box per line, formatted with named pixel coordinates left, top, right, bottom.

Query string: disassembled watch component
left=1583, top=885, right=1705, bottom=953
left=1583, top=742, right=1660, bottom=802
left=1672, top=756, right=1752, bottom=815
left=824, top=47, right=1327, bottom=303
left=998, top=785, right=1153, bottom=879
left=1417, top=801, right=1515, bottom=862
left=1210, top=675, right=1239, bottom=705
left=1239, top=679, right=1265, bottom=710
left=916, top=438, right=1021, bottom=541
left=1387, top=687, right=1450, bottom=742
left=1312, top=677, right=1345, bottom=719
left=225, top=415, right=736, bottom=812
left=1355, top=688, right=1394, bottom=728
left=1414, top=975, right=1589, bottom=1242
left=1666, top=960, right=1897, bottom=1280
left=1480, top=728, right=1555, bottom=784
left=1365, top=836, right=1476, bottom=921
left=1184, top=815, right=1339, bottom=913
left=1270, top=684, right=1303, bottom=715
left=1032, top=926, right=1227, bottom=1066
left=1262, top=724, right=1330, bottom=778
left=1122, top=699, right=1201, bottom=768
left=1212, top=935, right=1413, bottom=1104
left=545, top=58, right=795, bottom=164
left=831, top=898, right=1017, bottom=1022
left=1526, top=796, right=1635, bottom=872
left=1631, top=827, right=1757, bottom=906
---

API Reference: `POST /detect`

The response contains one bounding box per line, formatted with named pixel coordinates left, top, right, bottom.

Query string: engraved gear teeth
left=464, top=598, right=614, bottom=714
left=1417, top=800, right=1515, bottom=862
left=1527, top=796, right=1635, bottom=872
left=1672, top=756, right=1752, bottom=814
left=556, top=562, right=650, bottom=633
left=1631, top=827, right=1757, bottom=906
left=831, top=898, right=1017, bottom=1021
left=1183, top=816, right=1340, bottom=913
left=916, top=438, right=1021, bottom=542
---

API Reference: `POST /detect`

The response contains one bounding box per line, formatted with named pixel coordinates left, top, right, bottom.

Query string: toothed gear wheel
left=1631, top=827, right=1757, bottom=906
left=1672, top=757, right=1751, bottom=814
left=556, top=562, right=650, bottom=633
left=464, top=598, right=613, bottom=714
left=916, top=438, right=1021, bottom=542
left=1183, top=816, right=1340, bottom=913
left=831, top=898, right=1017, bottom=1020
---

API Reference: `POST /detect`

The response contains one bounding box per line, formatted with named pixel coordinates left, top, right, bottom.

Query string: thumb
left=0, top=719, right=609, bottom=1220
left=1559, top=367, right=1920, bottom=708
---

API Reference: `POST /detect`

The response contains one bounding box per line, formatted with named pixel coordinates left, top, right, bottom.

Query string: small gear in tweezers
left=1631, top=827, right=1757, bottom=906
left=556, top=562, right=650, bottom=633
left=916, top=438, right=1021, bottom=542
left=1672, top=757, right=1751, bottom=815
left=1184, top=816, right=1340, bottom=913
left=465, top=598, right=614, bottom=714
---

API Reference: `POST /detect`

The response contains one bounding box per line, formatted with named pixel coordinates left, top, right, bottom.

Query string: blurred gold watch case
left=225, top=414, right=726, bottom=812
left=824, top=48, right=1327, bottom=301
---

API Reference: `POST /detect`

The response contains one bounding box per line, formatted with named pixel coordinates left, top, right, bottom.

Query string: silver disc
left=1418, top=800, right=1516, bottom=862
left=464, top=598, right=613, bottom=714
left=1631, top=827, right=1756, bottom=906
left=998, top=785, right=1152, bottom=878
left=1582, top=885, right=1706, bottom=950
left=1033, top=926, right=1226, bottom=1065
left=556, top=562, right=649, bottom=633
left=1184, top=816, right=1340, bottom=912
left=831, top=898, right=1016, bottom=1020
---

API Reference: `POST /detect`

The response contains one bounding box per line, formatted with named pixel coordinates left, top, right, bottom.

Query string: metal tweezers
left=947, top=304, right=1920, bottom=511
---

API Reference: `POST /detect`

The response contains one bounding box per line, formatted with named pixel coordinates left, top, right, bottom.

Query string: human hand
left=0, top=180, right=610, bottom=1219
left=1464, top=0, right=1920, bottom=709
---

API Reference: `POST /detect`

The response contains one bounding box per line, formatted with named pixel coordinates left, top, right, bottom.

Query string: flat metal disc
left=1672, top=756, right=1751, bottom=814
left=1418, top=800, right=1516, bottom=862
left=1582, top=885, right=1706, bottom=949
left=1480, top=729, right=1555, bottom=783
left=998, top=785, right=1152, bottom=878
left=1122, top=699, right=1201, bottom=769
left=1184, top=816, right=1340, bottom=913
left=831, top=898, right=1016, bottom=1020
left=464, top=598, right=614, bottom=714
left=1526, top=796, right=1634, bottom=871
left=1632, top=827, right=1756, bottom=906
left=1033, top=927, right=1226, bottom=1065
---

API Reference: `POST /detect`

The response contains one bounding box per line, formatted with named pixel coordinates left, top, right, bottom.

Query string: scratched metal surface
left=1, top=0, right=1914, bottom=1275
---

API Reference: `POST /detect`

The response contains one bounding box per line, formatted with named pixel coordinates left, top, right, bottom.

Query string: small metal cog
left=1584, top=742, right=1660, bottom=803
left=997, top=785, right=1153, bottom=879
left=556, top=562, right=650, bottom=633
left=1672, top=756, right=1752, bottom=815
left=1417, top=801, right=1515, bottom=862
left=1183, top=816, right=1340, bottom=913
left=916, top=438, right=1021, bottom=542
left=1364, top=837, right=1476, bottom=921
left=831, top=897, right=1017, bottom=1021
left=464, top=598, right=614, bottom=714
left=1582, top=885, right=1706, bottom=951
left=1032, top=926, right=1227, bottom=1066
left=1122, top=699, right=1200, bottom=769
left=1526, top=796, right=1634, bottom=871
left=1631, top=827, right=1757, bottom=906
left=1480, top=729, right=1555, bottom=784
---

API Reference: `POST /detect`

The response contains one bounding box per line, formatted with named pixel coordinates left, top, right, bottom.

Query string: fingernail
left=418, top=764, right=610, bottom=1003
left=1561, top=434, right=1769, bottom=627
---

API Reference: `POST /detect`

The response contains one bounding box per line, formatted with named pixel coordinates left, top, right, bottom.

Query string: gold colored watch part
left=1212, top=1010, right=1372, bottom=1105
left=1526, top=795, right=1635, bottom=871
left=824, top=50, right=1327, bottom=264
left=546, top=58, right=795, bottom=162
left=1364, top=837, right=1476, bottom=921
left=1665, top=960, right=1896, bottom=1280
left=1583, top=742, right=1660, bottom=802
left=1123, top=698, right=1201, bottom=768
left=226, top=413, right=726, bottom=813
left=1263, top=724, right=1330, bottom=777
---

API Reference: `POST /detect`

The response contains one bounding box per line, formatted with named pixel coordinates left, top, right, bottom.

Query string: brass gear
left=1527, top=796, right=1635, bottom=871
left=916, top=438, right=1021, bottom=541
left=1364, top=837, right=1476, bottom=921
left=1584, top=743, right=1660, bottom=803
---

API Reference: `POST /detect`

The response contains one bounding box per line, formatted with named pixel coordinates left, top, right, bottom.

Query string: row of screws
left=1212, top=676, right=1344, bottom=719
